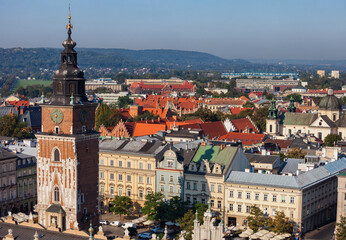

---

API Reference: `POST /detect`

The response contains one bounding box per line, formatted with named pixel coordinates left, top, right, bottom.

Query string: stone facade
left=336, top=171, right=346, bottom=224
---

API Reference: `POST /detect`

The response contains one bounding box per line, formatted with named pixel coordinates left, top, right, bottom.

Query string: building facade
left=99, top=139, right=168, bottom=212
left=336, top=170, right=346, bottom=224
left=0, top=147, right=17, bottom=217
left=35, top=15, right=99, bottom=231
left=16, top=153, right=37, bottom=214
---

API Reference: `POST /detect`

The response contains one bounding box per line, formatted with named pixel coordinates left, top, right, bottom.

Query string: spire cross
left=66, top=4, right=73, bottom=37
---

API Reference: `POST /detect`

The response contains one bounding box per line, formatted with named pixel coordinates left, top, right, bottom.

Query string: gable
left=310, top=115, right=336, bottom=128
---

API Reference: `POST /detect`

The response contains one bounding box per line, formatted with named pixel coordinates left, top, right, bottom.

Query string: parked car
left=121, top=222, right=136, bottom=229
left=151, top=225, right=164, bottom=233
left=138, top=232, right=152, bottom=239
left=110, top=221, right=122, bottom=227
left=99, top=220, right=109, bottom=225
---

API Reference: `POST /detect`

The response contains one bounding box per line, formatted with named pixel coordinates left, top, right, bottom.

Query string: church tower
left=35, top=11, right=99, bottom=231
left=287, top=95, right=296, bottom=113
left=266, top=98, right=280, bottom=135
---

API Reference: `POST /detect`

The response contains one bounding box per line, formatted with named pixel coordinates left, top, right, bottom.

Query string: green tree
left=284, top=93, right=302, bottom=104
left=0, top=115, right=32, bottom=139
left=252, top=107, right=269, bottom=132
left=335, top=216, right=346, bottom=240
left=165, top=196, right=189, bottom=222
left=141, top=193, right=165, bottom=221
left=243, top=101, right=255, bottom=108
left=246, top=205, right=266, bottom=232
left=109, top=196, right=133, bottom=220
left=193, top=202, right=208, bottom=224
left=178, top=209, right=195, bottom=240
left=267, top=211, right=293, bottom=234
left=286, top=148, right=306, bottom=159
left=324, top=134, right=342, bottom=147
left=95, top=104, right=111, bottom=130
left=118, top=96, right=133, bottom=109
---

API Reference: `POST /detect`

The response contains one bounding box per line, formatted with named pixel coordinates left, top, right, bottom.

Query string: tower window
left=270, top=125, right=273, bottom=132
left=57, top=83, right=63, bottom=93
left=54, top=186, right=60, bottom=202
left=69, top=83, right=75, bottom=95
left=55, top=126, right=59, bottom=134
left=53, top=148, right=60, bottom=162
left=82, top=126, right=86, bottom=133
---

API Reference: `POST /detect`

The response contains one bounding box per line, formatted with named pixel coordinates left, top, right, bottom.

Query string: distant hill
left=0, top=47, right=249, bottom=74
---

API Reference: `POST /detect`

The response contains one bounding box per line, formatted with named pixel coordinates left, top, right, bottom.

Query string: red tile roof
left=7, top=100, right=30, bottom=107
left=229, top=107, right=253, bottom=115
left=218, top=132, right=266, bottom=146
left=264, top=139, right=293, bottom=149
left=230, top=117, right=259, bottom=133
left=180, top=121, right=227, bottom=139
left=132, top=123, right=166, bottom=137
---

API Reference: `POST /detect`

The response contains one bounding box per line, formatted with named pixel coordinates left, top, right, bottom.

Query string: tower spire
left=66, top=4, right=73, bottom=38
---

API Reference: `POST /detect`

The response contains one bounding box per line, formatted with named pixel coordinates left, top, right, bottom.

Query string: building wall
left=0, top=157, right=17, bottom=217
left=224, top=183, right=301, bottom=230
left=99, top=152, right=156, bottom=212
left=336, top=175, right=346, bottom=224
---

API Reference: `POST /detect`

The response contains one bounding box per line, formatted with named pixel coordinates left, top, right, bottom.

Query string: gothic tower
left=287, top=96, right=296, bottom=113
left=35, top=11, right=99, bottom=231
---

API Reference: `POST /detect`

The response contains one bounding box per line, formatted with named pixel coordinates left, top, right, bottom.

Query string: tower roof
left=318, top=89, right=342, bottom=111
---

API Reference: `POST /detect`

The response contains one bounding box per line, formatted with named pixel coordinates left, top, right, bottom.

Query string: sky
left=1, top=0, right=346, bottom=60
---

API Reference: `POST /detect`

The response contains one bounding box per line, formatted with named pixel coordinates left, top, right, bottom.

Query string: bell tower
left=266, top=98, right=280, bottom=135
left=35, top=10, right=99, bottom=231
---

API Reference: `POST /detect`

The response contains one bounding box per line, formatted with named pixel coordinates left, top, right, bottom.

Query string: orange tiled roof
left=132, top=123, right=166, bottom=137
left=229, top=107, right=252, bottom=115
left=7, top=100, right=30, bottom=107
left=218, top=132, right=266, bottom=146
left=230, top=118, right=259, bottom=133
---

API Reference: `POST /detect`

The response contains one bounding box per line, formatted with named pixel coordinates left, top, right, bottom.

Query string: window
left=264, top=194, right=268, bottom=201
left=148, top=163, right=152, bottom=170
left=55, top=126, right=59, bottom=134
left=127, top=188, right=131, bottom=197
left=160, top=185, right=164, bottom=192
left=218, top=185, right=222, bottom=193
left=110, top=186, right=114, bottom=195
left=255, top=193, right=259, bottom=200
left=281, top=196, right=286, bottom=203
left=246, top=206, right=251, bottom=213
left=270, top=125, right=273, bottom=132
left=110, top=160, right=114, bottom=166
left=238, top=192, right=242, bottom=199
left=168, top=160, right=174, bottom=167
left=229, top=204, right=233, bottom=211
left=100, top=159, right=104, bottom=165
left=110, top=173, right=114, bottom=180
left=57, top=82, right=63, bottom=93
left=187, top=197, right=190, bottom=203
left=193, top=182, right=197, bottom=191
left=54, top=187, right=60, bottom=202
left=100, top=185, right=104, bottom=194
left=272, top=208, right=276, bottom=216
left=211, top=184, right=215, bottom=192
left=139, top=162, right=143, bottom=169
left=160, top=175, right=164, bottom=181
left=217, top=201, right=222, bottom=209
left=53, top=149, right=60, bottom=162
left=147, top=190, right=152, bottom=195
left=246, top=193, right=251, bottom=199
left=187, top=182, right=191, bottom=190
left=100, top=172, right=104, bottom=179
left=211, top=200, right=214, bottom=207
left=127, top=162, right=131, bottom=168
left=170, top=186, right=174, bottom=193
left=139, top=176, right=143, bottom=183
left=229, top=191, right=234, bottom=198
left=169, top=176, right=173, bottom=182
left=127, top=175, right=131, bottom=182
left=263, top=207, right=268, bottom=216
left=147, top=177, right=151, bottom=184
left=237, top=205, right=242, bottom=212
left=118, top=161, right=122, bottom=167
left=118, top=174, right=123, bottom=181
left=273, top=195, right=277, bottom=202
left=202, top=183, right=206, bottom=192
left=139, top=189, right=143, bottom=199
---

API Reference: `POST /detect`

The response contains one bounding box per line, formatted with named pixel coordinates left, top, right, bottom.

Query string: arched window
left=53, top=149, right=60, bottom=162
left=54, top=187, right=60, bottom=202
left=69, top=83, right=75, bottom=95
left=57, top=82, right=63, bottom=93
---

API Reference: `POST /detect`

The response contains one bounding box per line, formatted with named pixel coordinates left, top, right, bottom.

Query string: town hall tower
left=35, top=12, right=99, bottom=231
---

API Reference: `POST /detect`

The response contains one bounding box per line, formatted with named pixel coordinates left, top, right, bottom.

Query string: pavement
left=303, top=222, right=335, bottom=240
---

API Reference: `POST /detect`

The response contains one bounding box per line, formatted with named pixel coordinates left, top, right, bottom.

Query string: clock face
left=80, top=109, right=88, bottom=124
left=50, top=109, right=64, bottom=125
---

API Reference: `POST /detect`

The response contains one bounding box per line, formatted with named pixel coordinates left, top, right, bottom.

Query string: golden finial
left=66, top=4, right=73, bottom=30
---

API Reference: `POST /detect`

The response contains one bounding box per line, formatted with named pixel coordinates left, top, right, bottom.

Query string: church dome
left=318, top=89, right=342, bottom=110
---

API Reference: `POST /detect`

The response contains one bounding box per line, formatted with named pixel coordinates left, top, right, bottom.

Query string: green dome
left=318, top=89, right=342, bottom=110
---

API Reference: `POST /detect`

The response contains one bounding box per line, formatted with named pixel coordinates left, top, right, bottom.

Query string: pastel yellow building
left=99, top=139, right=168, bottom=212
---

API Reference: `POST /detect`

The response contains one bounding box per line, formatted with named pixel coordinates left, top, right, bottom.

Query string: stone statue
left=8, top=229, right=13, bottom=235
left=98, top=225, right=103, bottom=233
left=74, top=221, right=79, bottom=230
left=29, top=212, right=33, bottom=220
left=124, top=228, right=129, bottom=236
left=33, top=231, right=39, bottom=240
left=8, top=211, right=12, bottom=217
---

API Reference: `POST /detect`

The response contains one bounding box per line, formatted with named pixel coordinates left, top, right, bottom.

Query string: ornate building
left=35, top=13, right=99, bottom=230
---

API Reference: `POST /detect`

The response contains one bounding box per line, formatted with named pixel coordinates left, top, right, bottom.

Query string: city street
left=304, top=222, right=335, bottom=240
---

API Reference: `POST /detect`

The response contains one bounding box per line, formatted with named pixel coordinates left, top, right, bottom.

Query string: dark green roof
left=192, top=145, right=220, bottom=163
left=283, top=113, right=318, bottom=126
left=339, top=170, right=346, bottom=176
